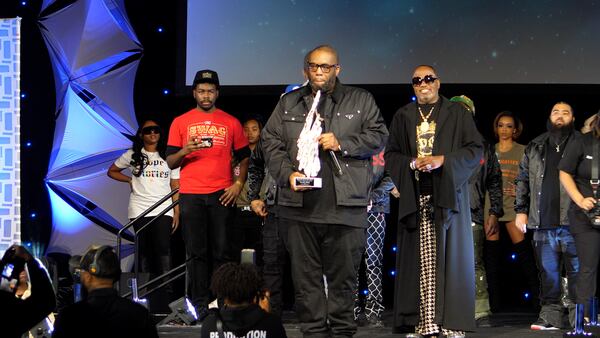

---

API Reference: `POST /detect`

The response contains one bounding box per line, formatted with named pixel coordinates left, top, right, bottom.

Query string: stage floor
left=158, top=312, right=573, bottom=337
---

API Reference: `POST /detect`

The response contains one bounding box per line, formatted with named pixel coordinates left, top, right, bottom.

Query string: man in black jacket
left=262, top=45, right=388, bottom=337
left=451, top=95, right=504, bottom=327
left=52, top=246, right=158, bottom=338
left=0, top=244, right=56, bottom=338
left=515, top=102, right=579, bottom=330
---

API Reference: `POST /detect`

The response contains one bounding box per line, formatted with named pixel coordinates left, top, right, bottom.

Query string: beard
left=547, top=118, right=574, bottom=138
left=309, top=77, right=336, bottom=94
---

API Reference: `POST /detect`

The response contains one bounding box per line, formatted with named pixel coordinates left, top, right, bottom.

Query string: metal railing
left=116, top=188, right=183, bottom=300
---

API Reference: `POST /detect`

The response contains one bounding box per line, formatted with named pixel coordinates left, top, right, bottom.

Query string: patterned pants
left=354, top=212, right=386, bottom=320
left=416, top=195, right=464, bottom=337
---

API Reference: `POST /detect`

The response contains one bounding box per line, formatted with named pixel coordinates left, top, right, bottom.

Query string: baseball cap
left=450, top=95, right=475, bottom=115
left=193, top=69, right=220, bottom=89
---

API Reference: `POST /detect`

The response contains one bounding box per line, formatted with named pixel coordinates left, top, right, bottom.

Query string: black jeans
left=573, top=229, right=600, bottom=317
left=179, top=192, right=232, bottom=307
left=229, top=208, right=263, bottom=264
left=280, top=218, right=365, bottom=337
left=262, top=213, right=287, bottom=316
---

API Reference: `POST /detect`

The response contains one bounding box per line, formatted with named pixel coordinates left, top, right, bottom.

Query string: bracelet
left=409, top=158, right=416, bottom=170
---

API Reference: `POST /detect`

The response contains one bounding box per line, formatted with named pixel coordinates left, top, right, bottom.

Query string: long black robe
left=384, top=96, right=482, bottom=331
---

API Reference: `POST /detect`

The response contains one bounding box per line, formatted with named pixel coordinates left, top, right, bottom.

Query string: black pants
left=229, top=208, right=263, bottom=264
left=280, top=218, right=365, bottom=337
left=573, top=229, right=600, bottom=316
left=180, top=192, right=232, bottom=308
left=132, top=215, right=173, bottom=313
left=262, top=213, right=287, bottom=316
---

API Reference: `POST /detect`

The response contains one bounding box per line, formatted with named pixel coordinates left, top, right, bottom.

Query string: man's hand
left=415, top=155, right=445, bottom=172
left=318, top=132, right=340, bottom=151
left=577, top=196, right=597, bottom=211
left=251, top=200, right=268, bottom=217
left=220, top=181, right=243, bottom=206
left=515, top=213, right=528, bottom=233
left=289, top=172, right=311, bottom=191
left=182, top=136, right=211, bottom=155
left=484, top=214, right=499, bottom=238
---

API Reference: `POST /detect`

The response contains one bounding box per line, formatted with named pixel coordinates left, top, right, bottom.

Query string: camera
left=584, top=202, right=600, bottom=228
left=193, top=136, right=213, bottom=148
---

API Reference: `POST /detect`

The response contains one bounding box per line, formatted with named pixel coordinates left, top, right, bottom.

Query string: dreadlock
left=210, top=263, right=264, bottom=305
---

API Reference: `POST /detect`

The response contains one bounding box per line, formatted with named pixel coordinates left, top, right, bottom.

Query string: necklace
left=554, top=136, right=568, bottom=152
left=418, top=106, right=435, bottom=133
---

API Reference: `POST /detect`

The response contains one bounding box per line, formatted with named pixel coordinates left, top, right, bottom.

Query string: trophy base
left=295, top=177, right=322, bottom=189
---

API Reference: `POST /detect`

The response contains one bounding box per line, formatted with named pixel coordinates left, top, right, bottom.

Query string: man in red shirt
left=167, top=70, right=250, bottom=317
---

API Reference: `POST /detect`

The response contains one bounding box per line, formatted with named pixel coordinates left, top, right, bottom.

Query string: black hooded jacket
left=200, top=304, right=287, bottom=338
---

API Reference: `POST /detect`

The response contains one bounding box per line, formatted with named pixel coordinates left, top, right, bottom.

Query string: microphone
left=329, top=150, right=343, bottom=176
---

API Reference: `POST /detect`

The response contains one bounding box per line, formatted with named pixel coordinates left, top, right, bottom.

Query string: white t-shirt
left=114, top=148, right=180, bottom=218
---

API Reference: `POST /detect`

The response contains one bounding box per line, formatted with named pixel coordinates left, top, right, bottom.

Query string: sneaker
left=366, top=315, right=385, bottom=328
left=530, top=318, right=559, bottom=330
left=476, top=316, right=493, bottom=328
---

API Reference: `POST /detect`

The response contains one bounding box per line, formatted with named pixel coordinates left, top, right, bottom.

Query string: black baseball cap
left=193, top=69, right=220, bottom=89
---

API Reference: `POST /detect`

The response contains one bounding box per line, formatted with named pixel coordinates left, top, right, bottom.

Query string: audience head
left=79, top=245, right=121, bottom=291
left=210, top=263, right=265, bottom=307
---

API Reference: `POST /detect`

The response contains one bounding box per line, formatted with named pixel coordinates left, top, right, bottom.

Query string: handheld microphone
left=329, top=150, right=343, bottom=176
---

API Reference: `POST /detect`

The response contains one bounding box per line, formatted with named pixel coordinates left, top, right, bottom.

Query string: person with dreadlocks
left=108, top=119, right=180, bottom=313
left=200, top=263, right=287, bottom=338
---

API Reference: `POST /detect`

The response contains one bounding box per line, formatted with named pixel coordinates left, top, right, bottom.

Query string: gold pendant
left=420, top=121, right=429, bottom=133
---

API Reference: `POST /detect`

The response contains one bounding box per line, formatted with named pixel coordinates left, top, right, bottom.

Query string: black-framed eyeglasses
left=141, top=126, right=161, bottom=135
left=306, top=62, right=339, bottom=73
left=411, top=75, right=438, bottom=86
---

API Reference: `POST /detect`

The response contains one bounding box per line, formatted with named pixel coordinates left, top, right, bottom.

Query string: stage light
left=24, top=242, right=31, bottom=247
left=159, top=297, right=199, bottom=325
left=411, top=96, right=416, bottom=102
left=157, top=27, right=164, bottom=33
left=21, top=1, right=27, bottom=6
left=21, top=93, right=26, bottom=98
left=392, top=246, right=397, bottom=252
left=30, top=212, right=37, bottom=218
left=163, top=89, right=169, bottom=95
left=511, top=253, right=517, bottom=260
left=26, top=141, right=32, bottom=147
left=524, top=292, right=530, bottom=299
left=390, top=270, right=396, bottom=276
left=362, top=289, right=368, bottom=295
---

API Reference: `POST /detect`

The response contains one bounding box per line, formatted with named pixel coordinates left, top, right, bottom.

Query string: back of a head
left=79, top=246, right=121, bottom=282
left=210, top=263, right=262, bottom=305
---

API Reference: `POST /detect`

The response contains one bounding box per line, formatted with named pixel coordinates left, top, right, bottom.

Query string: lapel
left=433, top=96, right=450, bottom=155
left=407, top=103, right=418, bottom=157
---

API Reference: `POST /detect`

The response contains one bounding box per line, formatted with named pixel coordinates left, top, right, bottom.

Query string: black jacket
left=262, top=81, right=388, bottom=208
left=515, top=131, right=579, bottom=228
left=0, top=258, right=55, bottom=338
left=200, top=304, right=287, bottom=338
left=469, top=140, right=503, bottom=225
left=247, top=138, right=277, bottom=209
left=52, top=288, right=158, bottom=338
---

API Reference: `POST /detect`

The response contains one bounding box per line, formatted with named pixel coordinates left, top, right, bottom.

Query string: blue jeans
left=533, top=227, right=579, bottom=327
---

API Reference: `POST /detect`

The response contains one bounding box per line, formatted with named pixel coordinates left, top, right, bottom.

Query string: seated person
left=201, top=263, right=287, bottom=338
left=0, top=244, right=56, bottom=338
left=52, top=245, right=158, bottom=338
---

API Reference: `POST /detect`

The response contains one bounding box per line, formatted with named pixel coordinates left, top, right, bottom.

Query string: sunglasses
left=411, top=75, right=438, bottom=86
left=141, top=126, right=161, bottom=135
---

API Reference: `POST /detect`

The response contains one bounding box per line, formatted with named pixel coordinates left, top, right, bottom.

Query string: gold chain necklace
left=418, top=106, right=435, bottom=133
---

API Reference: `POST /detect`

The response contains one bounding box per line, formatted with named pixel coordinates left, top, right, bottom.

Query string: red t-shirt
left=168, top=108, right=248, bottom=194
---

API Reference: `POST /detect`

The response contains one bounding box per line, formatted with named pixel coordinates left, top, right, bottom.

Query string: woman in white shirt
left=108, top=120, right=179, bottom=312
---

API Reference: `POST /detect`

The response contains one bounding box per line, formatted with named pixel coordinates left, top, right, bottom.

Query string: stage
left=157, top=312, right=571, bottom=337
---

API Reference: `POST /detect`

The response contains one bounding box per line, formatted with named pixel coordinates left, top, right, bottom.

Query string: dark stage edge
left=157, top=312, right=575, bottom=337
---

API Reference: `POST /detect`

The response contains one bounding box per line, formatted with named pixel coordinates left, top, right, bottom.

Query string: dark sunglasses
left=411, top=75, right=438, bottom=86
left=141, top=126, right=161, bottom=135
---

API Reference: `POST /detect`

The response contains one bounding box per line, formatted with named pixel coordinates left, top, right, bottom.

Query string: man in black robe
left=385, top=65, right=482, bottom=336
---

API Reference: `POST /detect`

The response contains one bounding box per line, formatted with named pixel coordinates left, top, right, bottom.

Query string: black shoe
left=476, top=316, right=493, bottom=328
